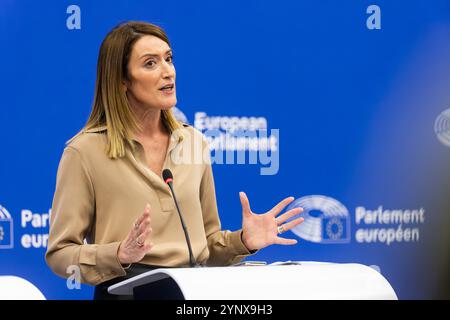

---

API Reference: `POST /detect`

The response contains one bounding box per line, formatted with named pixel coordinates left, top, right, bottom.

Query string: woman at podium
left=45, top=21, right=304, bottom=299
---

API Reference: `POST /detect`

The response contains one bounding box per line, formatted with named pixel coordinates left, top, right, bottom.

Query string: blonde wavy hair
left=70, top=21, right=182, bottom=158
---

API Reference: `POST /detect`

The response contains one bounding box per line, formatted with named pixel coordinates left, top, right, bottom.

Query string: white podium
left=108, top=262, right=398, bottom=300
left=0, top=276, right=46, bottom=300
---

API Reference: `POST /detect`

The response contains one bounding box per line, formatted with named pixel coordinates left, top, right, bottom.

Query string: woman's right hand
left=118, top=203, right=153, bottom=265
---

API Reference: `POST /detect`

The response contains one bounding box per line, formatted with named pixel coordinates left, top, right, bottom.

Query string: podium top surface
left=108, top=262, right=398, bottom=300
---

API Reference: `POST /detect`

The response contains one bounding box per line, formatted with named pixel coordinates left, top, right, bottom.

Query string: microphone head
left=162, top=169, right=173, bottom=184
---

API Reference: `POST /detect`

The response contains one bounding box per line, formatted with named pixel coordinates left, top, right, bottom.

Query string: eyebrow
left=139, top=49, right=172, bottom=60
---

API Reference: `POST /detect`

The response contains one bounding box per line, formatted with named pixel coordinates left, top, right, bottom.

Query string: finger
left=143, top=234, right=153, bottom=251
left=136, top=217, right=152, bottom=239
left=133, top=206, right=151, bottom=229
left=239, top=192, right=252, bottom=217
left=144, top=203, right=152, bottom=219
left=139, top=234, right=153, bottom=254
left=140, top=204, right=152, bottom=224
left=134, top=234, right=144, bottom=248
left=143, top=241, right=153, bottom=253
left=274, top=237, right=298, bottom=245
left=276, top=207, right=303, bottom=224
left=132, top=204, right=152, bottom=233
left=281, top=217, right=304, bottom=232
left=269, top=196, right=295, bottom=217
left=135, top=227, right=151, bottom=248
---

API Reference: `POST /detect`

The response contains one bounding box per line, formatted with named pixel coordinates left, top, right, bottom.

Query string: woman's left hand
left=239, top=192, right=304, bottom=251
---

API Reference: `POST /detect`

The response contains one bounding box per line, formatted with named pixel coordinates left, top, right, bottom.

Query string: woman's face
left=125, top=35, right=176, bottom=111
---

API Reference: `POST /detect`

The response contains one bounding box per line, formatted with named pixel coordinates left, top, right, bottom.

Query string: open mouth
left=159, top=84, right=174, bottom=91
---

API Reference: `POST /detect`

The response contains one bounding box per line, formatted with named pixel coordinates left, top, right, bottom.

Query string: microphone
left=162, top=169, right=197, bottom=267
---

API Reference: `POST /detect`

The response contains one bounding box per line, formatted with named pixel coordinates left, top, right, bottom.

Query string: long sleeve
left=45, top=146, right=126, bottom=286
left=200, top=158, right=256, bottom=266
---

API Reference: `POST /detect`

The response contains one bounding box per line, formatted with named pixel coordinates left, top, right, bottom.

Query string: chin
left=160, top=98, right=177, bottom=110
left=161, top=105, right=175, bottom=111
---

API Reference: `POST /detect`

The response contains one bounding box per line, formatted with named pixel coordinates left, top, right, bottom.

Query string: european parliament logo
left=0, top=205, right=14, bottom=249
left=435, top=108, right=450, bottom=147
left=286, top=195, right=350, bottom=244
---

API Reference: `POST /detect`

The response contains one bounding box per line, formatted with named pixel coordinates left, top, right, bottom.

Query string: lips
left=159, top=83, right=174, bottom=91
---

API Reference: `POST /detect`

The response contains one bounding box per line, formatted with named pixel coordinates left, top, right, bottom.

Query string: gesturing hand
left=239, top=192, right=304, bottom=251
left=118, top=204, right=153, bottom=265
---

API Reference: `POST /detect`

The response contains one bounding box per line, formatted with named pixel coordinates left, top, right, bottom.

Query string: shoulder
left=65, top=127, right=107, bottom=159
left=174, top=123, right=212, bottom=167
left=178, top=122, right=208, bottom=145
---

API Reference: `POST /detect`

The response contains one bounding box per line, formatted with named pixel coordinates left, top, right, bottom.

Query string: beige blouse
left=45, top=124, right=254, bottom=286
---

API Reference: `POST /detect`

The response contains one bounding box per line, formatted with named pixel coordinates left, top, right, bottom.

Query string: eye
left=166, top=55, right=173, bottom=63
left=145, top=60, right=156, bottom=67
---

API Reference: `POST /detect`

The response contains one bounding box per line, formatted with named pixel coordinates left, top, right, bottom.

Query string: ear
left=121, top=81, right=129, bottom=93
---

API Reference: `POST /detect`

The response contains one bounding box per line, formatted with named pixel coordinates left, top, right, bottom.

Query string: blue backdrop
left=1, top=0, right=450, bottom=299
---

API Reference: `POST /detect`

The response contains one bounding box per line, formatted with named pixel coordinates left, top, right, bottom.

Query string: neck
left=129, top=101, right=167, bottom=140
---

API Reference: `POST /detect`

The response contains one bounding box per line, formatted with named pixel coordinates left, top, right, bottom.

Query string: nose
left=161, top=60, right=175, bottom=79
